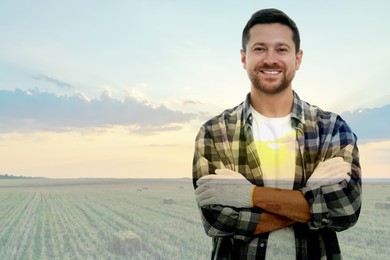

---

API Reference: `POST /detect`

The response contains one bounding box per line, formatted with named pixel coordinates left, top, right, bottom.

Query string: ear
left=240, top=49, right=247, bottom=69
left=295, top=49, right=303, bottom=70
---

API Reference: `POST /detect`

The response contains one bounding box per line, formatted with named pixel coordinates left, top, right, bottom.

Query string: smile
left=261, top=70, right=281, bottom=75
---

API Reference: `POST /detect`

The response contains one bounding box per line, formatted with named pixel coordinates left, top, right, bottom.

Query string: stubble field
left=0, top=178, right=389, bottom=259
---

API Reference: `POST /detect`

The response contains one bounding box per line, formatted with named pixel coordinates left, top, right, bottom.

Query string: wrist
left=250, top=185, right=256, bottom=207
left=252, top=186, right=263, bottom=208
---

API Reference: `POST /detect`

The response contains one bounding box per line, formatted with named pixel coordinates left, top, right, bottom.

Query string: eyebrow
left=251, top=42, right=292, bottom=49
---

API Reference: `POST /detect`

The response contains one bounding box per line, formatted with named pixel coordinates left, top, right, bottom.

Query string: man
left=193, top=8, right=362, bottom=259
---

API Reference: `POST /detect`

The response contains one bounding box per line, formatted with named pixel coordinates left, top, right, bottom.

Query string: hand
left=195, top=169, right=255, bottom=208
left=307, top=157, right=351, bottom=188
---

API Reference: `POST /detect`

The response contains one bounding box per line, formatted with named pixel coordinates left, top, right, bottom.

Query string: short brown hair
left=242, top=8, right=301, bottom=53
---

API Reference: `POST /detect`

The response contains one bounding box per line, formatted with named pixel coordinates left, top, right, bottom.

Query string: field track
left=0, top=178, right=210, bottom=259
left=0, top=178, right=389, bottom=259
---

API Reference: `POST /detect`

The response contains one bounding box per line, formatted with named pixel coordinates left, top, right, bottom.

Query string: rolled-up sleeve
left=301, top=178, right=361, bottom=231
left=193, top=123, right=262, bottom=242
left=199, top=205, right=261, bottom=242
left=301, top=118, right=362, bottom=231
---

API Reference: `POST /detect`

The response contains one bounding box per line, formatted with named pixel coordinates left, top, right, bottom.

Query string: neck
left=250, top=87, right=294, bottom=118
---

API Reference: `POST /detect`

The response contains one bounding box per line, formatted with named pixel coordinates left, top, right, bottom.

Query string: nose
left=263, top=50, right=278, bottom=65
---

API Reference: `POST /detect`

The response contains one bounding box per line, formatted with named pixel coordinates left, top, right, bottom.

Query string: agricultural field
left=0, top=178, right=389, bottom=259
left=0, top=178, right=211, bottom=259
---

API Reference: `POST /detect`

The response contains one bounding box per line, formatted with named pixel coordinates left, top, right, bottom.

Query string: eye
left=253, top=47, right=265, bottom=52
left=278, top=47, right=289, bottom=53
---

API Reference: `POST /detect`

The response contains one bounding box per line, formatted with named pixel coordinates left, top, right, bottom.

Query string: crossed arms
left=195, top=161, right=349, bottom=235
left=253, top=187, right=310, bottom=234
left=193, top=123, right=362, bottom=239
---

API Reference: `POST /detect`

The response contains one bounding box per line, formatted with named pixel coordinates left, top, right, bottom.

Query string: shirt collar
left=243, top=90, right=305, bottom=128
left=243, top=93, right=253, bottom=126
left=291, top=90, right=305, bottom=127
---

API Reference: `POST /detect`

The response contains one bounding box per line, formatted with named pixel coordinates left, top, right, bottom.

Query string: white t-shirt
left=250, top=106, right=296, bottom=259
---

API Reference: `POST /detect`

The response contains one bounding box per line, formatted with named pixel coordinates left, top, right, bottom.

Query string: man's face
left=241, top=23, right=303, bottom=95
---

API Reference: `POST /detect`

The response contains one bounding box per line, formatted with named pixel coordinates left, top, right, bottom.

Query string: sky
left=0, top=0, right=389, bottom=179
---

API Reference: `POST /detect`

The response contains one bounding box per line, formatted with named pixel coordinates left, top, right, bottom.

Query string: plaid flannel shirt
left=192, top=91, right=362, bottom=259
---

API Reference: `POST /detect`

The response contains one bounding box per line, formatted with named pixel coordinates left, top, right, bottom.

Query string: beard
left=249, top=67, right=295, bottom=95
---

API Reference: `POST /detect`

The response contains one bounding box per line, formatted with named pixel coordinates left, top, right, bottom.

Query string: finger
left=215, top=169, right=247, bottom=183
left=312, top=161, right=351, bottom=179
left=318, top=157, right=343, bottom=171
left=196, top=174, right=220, bottom=186
left=215, top=169, right=236, bottom=175
left=325, top=161, right=350, bottom=173
left=194, top=184, right=210, bottom=196
left=198, top=197, right=218, bottom=207
left=326, top=162, right=351, bottom=177
left=195, top=189, right=216, bottom=205
left=198, top=176, right=244, bottom=186
left=340, top=161, right=351, bottom=173
left=307, top=173, right=350, bottom=186
left=322, top=157, right=343, bottom=166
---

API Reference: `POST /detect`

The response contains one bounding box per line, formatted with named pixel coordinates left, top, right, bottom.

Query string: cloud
left=32, top=75, right=74, bottom=89
left=0, top=88, right=196, bottom=133
left=183, top=100, right=202, bottom=105
left=340, top=105, right=390, bottom=141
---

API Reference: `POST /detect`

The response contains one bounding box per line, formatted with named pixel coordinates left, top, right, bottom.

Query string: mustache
left=255, top=64, right=284, bottom=71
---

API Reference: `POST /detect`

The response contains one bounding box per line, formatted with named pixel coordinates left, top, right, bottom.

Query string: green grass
left=338, top=182, right=390, bottom=259
left=0, top=179, right=211, bottom=259
left=0, top=178, right=388, bottom=259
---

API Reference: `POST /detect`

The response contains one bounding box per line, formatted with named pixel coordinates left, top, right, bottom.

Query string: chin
left=254, top=85, right=289, bottom=95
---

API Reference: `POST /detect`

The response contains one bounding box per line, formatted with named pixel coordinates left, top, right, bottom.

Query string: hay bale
left=163, top=198, right=174, bottom=204
left=110, top=231, right=142, bottom=255
left=374, top=202, right=390, bottom=210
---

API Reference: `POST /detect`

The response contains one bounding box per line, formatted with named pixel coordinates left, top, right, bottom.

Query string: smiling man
left=193, top=8, right=362, bottom=259
left=242, top=23, right=301, bottom=98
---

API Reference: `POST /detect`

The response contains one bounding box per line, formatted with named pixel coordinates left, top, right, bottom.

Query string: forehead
left=248, top=23, right=294, bottom=46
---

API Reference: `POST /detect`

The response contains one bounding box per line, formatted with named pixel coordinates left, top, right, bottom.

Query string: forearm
left=301, top=178, right=361, bottom=231
left=199, top=205, right=262, bottom=242
left=254, top=211, right=295, bottom=235
left=253, top=186, right=311, bottom=223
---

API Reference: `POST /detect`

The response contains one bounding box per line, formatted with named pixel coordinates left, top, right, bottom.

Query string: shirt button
left=260, top=243, right=265, bottom=247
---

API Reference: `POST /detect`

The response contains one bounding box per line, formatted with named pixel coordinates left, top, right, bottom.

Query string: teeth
left=262, top=71, right=279, bottom=75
